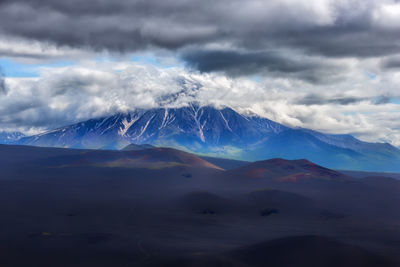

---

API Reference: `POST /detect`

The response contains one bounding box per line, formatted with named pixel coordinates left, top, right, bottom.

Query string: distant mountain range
left=0, top=131, right=25, bottom=144
left=3, top=103, right=400, bottom=171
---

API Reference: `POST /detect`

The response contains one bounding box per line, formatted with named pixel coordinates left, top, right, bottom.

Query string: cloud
left=0, top=0, right=219, bottom=52
left=381, top=57, right=400, bottom=70
left=181, top=49, right=346, bottom=84
left=296, top=94, right=368, bottom=105
left=1, top=61, right=400, bottom=146
left=0, top=36, right=99, bottom=64
left=0, top=66, right=6, bottom=94
left=373, top=95, right=392, bottom=104
left=1, top=0, right=400, bottom=73
left=0, top=0, right=400, bottom=145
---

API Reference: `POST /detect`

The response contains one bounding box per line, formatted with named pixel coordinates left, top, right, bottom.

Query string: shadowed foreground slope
left=0, top=144, right=399, bottom=266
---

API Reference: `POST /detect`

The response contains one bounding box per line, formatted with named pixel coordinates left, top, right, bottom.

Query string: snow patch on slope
left=119, top=117, right=138, bottom=136
left=189, top=105, right=206, bottom=142
left=132, top=115, right=155, bottom=141
left=219, top=111, right=232, bottom=132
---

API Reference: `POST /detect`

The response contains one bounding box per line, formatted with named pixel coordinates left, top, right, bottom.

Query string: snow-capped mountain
left=0, top=131, right=25, bottom=144
left=14, top=104, right=400, bottom=171
left=18, top=104, right=287, bottom=150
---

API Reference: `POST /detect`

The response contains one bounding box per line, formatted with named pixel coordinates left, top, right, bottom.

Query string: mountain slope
left=121, top=143, right=155, bottom=151
left=0, top=131, right=25, bottom=144
left=0, top=144, right=222, bottom=171
left=14, top=104, right=400, bottom=171
left=228, top=158, right=348, bottom=182
left=17, top=104, right=287, bottom=152
left=245, top=129, right=400, bottom=171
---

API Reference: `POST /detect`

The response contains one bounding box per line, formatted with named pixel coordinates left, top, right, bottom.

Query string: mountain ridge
left=0, top=131, right=25, bottom=144
left=7, top=104, right=400, bottom=171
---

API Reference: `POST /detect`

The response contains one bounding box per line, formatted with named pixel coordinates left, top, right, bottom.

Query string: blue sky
left=0, top=58, right=75, bottom=77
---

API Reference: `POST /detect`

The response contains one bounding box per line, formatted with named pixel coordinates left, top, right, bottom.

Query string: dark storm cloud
left=0, top=49, right=52, bottom=60
left=182, top=50, right=314, bottom=74
left=1, top=0, right=400, bottom=79
left=0, top=98, right=44, bottom=116
left=296, top=94, right=368, bottom=105
left=0, top=1, right=399, bottom=55
left=0, top=66, right=6, bottom=94
left=181, top=49, right=345, bottom=84
left=0, top=0, right=220, bottom=52
left=296, top=94, right=397, bottom=106
left=381, top=58, right=400, bottom=70
left=279, top=30, right=400, bottom=58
